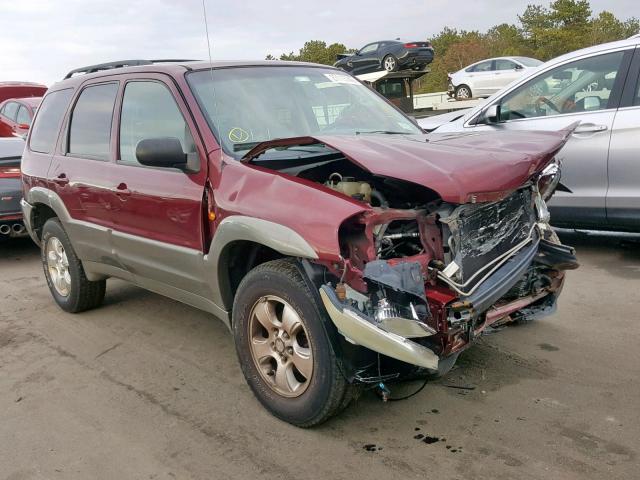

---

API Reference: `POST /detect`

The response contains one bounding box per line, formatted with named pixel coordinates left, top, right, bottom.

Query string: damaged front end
left=319, top=180, right=577, bottom=377
left=241, top=130, right=578, bottom=379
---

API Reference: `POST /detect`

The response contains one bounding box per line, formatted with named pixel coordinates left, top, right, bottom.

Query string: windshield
left=514, top=57, right=543, bottom=67
left=187, top=66, right=421, bottom=159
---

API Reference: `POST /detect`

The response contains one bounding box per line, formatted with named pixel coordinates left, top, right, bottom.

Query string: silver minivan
left=421, top=36, right=640, bottom=232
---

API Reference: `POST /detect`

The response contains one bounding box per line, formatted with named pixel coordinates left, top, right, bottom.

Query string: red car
left=21, top=60, right=577, bottom=426
left=0, top=82, right=47, bottom=137
left=0, top=97, right=43, bottom=138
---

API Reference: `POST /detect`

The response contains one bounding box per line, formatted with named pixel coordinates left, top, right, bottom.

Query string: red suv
left=21, top=59, right=578, bottom=426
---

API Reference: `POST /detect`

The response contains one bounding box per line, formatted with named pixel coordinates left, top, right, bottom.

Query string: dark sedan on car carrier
left=334, top=40, right=434, bottom=75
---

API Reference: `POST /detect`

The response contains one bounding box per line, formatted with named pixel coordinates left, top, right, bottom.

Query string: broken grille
left=443, top=188, right=537, bottom=285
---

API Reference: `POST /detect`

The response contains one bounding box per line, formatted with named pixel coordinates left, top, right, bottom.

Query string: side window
left=500, top=50, right=626, bottom=121
left=635, top=76, right=640, bottom=106
left=2, top=102, right=19, bottom=121
left=359, top=43, right=378, bottom=55
left=68, top=83, right=118, bottom=160
left=16, top=105, right=31, bottom=125
left=495, top=59, right=517, bottom=71
left=29, top=89, right=74, bottom=154
left=476, top=61, right=494, bottom=72
left=119, top=81, right=195, bottom=165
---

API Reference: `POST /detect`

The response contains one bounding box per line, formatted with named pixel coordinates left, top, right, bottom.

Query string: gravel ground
left=1, top=231, right=639, bottom=480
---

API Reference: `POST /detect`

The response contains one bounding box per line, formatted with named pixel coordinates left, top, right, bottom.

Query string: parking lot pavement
left=1, top=232, right=639, bottom=480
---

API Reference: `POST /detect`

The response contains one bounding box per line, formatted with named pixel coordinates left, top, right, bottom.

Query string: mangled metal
left=237, top=128, right=578, bottom=373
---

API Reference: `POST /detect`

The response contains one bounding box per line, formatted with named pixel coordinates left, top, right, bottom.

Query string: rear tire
left=232, top=258, right=352, bottom=427
left=455, top=85, right=472, bottom=100
left=41, top=218, right=106, bottom=313
left=383, top=55, right=398, bottom=72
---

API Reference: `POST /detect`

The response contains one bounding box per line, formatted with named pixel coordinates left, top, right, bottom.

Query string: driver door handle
left=53, top=173, right=69, bottom=186
left=573, top=124, right=608, bottom=134
left=114, top=182, right=131, bottom=196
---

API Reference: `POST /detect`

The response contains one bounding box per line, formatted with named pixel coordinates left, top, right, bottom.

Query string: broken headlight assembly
left=537, top=159, right=561, bottom=201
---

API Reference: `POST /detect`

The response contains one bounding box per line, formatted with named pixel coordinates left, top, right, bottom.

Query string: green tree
left=274, top=1, right=639, bottom=94
left=589, top=11, right=639, bottom=44
left=269, top=40, right=352, bottom=65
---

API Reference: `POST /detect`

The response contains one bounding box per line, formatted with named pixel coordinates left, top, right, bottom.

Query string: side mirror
left=17, top=123, right=30, bottom=130
left=515, top=64, right=524, bottom=70
left=481, top=104, right=501, bottom=124
left=136, top=137, right=195, bottom=171
left=583, top=96, right=601, bottom=111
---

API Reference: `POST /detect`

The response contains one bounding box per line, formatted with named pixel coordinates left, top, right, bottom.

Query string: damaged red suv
left=21, top=60, right=578, bottom=426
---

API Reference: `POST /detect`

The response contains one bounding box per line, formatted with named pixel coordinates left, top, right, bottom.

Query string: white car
left=448, top=56, right=543, bottom=100
left=419, top=35, right=640, bottom=232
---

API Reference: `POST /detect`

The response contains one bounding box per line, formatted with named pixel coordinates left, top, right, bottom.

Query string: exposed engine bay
left=243, top=137, right=578, bottom=379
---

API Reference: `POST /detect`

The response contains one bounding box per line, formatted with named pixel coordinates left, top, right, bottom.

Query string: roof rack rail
left=63, top=59, right=201, bottom=79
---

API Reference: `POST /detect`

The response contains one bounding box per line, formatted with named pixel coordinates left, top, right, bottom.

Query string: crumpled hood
left=312, top=126, right=575, bottom=204
left=242, top=125, right=575, bottom=205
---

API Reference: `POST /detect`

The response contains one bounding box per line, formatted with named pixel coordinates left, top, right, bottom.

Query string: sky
left=1, top=0, right=637, bottom=86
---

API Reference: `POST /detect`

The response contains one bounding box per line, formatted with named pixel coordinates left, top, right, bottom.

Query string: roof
left=52, top=59, right=338, bottom=89
left=539, top=36, right=640, bottom=67
left=14, top=97, right=42, bottom=107
left=0, top=81, right=47, bottom=88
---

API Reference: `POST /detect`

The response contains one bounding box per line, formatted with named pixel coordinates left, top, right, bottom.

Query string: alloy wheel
left=384, top=56, right=396, bottom=71
left=46, top=236, right=71, bottom=297
left=456, top=87, right=471, bottom=99
left=248, top=295, right=313, bottom=397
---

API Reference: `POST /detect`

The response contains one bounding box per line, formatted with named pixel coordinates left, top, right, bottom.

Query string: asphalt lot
left=1, top=231, right=639, bottom=480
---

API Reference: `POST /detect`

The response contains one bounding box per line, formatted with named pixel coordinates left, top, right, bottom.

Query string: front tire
left=232, top=259, right=352, bottom=427
left=383, top=55, right=398, bottom=72
left=41, top=218, right=106, bottom=313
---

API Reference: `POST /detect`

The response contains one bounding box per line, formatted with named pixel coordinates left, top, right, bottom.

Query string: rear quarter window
left=29, top=89, right=74, bottom=154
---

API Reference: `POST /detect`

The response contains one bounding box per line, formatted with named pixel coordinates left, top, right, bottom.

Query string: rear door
left=110, top=74, right=209, bottom=296
left=606, top=46, right=640, bottom=229
left=48, top=80, right=120, bottom=263
left=468, top=60, right=495, bottom=96
left=0, top=102, right=19, bottom=137
left=15, top=104, right=32, bottom=138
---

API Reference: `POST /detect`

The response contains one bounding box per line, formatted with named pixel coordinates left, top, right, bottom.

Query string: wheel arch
left=23, top=187, right=71, bottom=244
left=206, top=216, right=319, bottom=312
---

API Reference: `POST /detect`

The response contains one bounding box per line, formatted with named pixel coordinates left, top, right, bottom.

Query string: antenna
left=200, top=0, right=222, bottom=158
left=201, top=0, right=214, bottom=66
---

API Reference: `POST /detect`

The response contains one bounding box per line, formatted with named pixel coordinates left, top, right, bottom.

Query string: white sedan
left=448, top=56, right=542, bottom=100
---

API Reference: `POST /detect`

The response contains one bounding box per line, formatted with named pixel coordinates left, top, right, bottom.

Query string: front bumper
left=319, top=285, right=440, bottom=371
left=320, top=229, right=577, bottom=370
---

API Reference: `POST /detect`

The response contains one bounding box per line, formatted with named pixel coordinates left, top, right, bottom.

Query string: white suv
left=448, top=56, right=542, bottom=100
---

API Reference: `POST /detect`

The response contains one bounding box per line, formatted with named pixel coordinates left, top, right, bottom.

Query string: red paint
left=20, top=63, right=571, bottom=359
left=241, top=129, right=572, bottom=205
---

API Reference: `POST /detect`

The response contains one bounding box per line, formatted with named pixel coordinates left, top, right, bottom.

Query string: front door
left=352, top=43, right=379, bottom=74
left=494, top=59, right=523, bottom=92
left=472, top=49, right=632, bottom=228
left=110, top=75, right=209, bottom=296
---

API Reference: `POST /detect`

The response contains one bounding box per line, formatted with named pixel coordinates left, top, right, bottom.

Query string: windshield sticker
left=228, top=127, right=250, bottom=143
left=323, top=73, right=360, bottom=85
